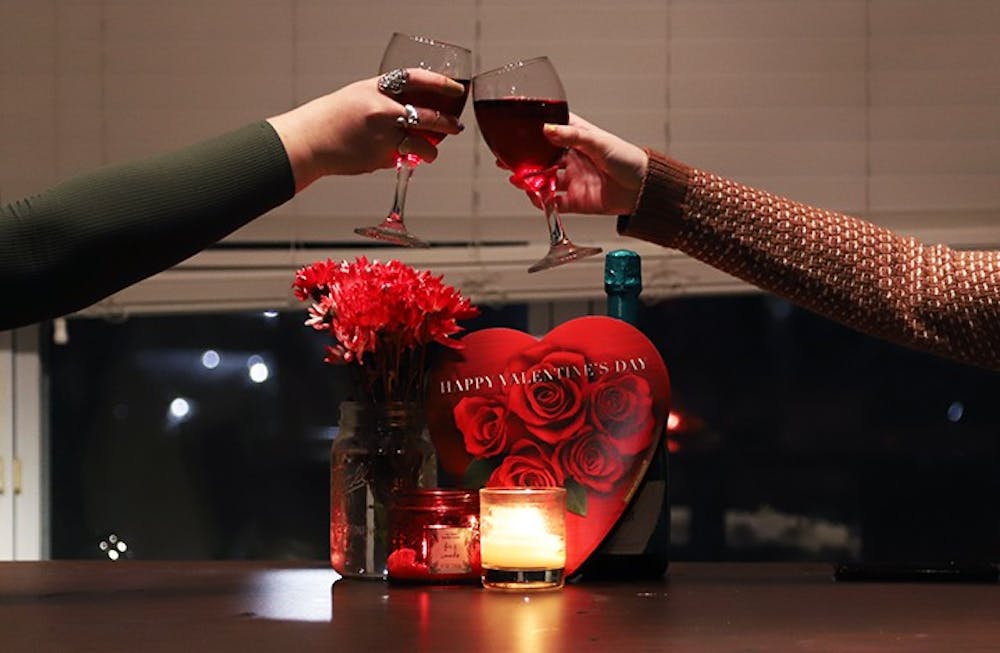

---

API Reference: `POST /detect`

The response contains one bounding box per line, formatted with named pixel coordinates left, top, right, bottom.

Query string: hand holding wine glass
left=354, top=33, right=472, bottom=248
left=473, top=57, right=602, bottom=272
left=529, top=114, right=648, bottom=216
left=268, top=71, right=465, bottom=188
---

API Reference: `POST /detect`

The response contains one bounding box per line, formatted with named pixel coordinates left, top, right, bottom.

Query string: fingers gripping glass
left=354, top=33, right=472, bottom=248
left=472, top=57, right=601, bottom=272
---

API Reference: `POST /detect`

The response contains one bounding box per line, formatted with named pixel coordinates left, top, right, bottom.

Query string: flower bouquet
left=293, top=256, right=479, bottom=404
left=292, top=256, right=479, bottom=578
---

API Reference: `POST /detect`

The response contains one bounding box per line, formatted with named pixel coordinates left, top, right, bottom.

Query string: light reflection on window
left=168, top=397, right=192, bottom=422
left=249, top=361, right=270, bottom=383
left=201, top=350, right=221, bottom=369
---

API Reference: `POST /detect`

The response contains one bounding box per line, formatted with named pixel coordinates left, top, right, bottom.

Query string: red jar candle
left=387, top=489, right=481, bottom=584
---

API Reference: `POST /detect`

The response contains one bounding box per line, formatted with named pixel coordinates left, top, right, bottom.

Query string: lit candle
left=481, top=505, right=565, bottom=569
left=479, top=487, right=566, bottom=591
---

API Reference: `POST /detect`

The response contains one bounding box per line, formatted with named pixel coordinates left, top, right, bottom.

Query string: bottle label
left=425, top=525, right=473, bottom=574
left=600, top=480, right=665, bottom=554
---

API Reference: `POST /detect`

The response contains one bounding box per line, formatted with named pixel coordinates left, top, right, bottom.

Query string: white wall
left=2, top=0, right=999, bottom=314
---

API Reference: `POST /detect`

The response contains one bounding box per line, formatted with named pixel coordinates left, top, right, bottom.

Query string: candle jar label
left=426, top=525, right=473, bottom=574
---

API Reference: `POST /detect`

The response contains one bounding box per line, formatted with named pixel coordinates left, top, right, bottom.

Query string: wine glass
left=473, top=56, right=602, bottom=272
left=354, top=33, right=472, bottom=248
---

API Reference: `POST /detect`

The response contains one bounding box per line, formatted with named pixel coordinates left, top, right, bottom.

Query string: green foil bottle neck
left=605, top=249, right=642, bottom=325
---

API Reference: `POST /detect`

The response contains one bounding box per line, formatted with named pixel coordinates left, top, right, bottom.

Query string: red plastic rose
left=589, top=374, right=655, bottom=456
left=454, top=396, right=524, bottom=459
left=386, top=547, right=430, bottom=579
left=504, top=344, right=589, bottom=445
left=486, top=439, right=563, bottom=487
left=555, top=425, right=628, bottom=494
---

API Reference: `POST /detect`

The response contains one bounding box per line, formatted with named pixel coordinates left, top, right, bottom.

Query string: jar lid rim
left=395, top=488, right=478, bottom=501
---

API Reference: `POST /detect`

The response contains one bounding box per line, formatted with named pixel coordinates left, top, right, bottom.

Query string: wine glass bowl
left=354, top=33, right=472, bottom=248
left=473, top=57, right=602, bottom=272
left=475, top=97, right=568, bottom=182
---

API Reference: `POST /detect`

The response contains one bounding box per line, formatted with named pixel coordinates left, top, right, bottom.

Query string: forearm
left=0, top=121, right=294, bottom=330
left=618, top=150, right=1000, bottom=370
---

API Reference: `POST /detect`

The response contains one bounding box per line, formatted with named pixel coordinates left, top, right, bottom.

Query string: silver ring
left=377, top=68, right=408, bottom=95
left=395, top=103, right=420, bottom=127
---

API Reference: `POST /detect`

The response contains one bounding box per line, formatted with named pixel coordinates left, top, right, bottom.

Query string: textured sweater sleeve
left=0, top=120, right=295, bottom=330
left=617, top=149, right=1000, bottom=371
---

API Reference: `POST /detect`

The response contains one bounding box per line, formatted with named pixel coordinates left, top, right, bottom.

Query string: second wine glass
left=473, top=56, right=602, bottom=272
left=355, top=33, right=472, bottom=248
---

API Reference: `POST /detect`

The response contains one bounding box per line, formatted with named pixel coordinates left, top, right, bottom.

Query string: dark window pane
left=639, top=295, right=1000, bottom=563
left=48, top=305, right=526, bottom=560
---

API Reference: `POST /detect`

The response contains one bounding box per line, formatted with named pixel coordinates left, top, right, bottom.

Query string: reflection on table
left=1, top=561, right=998, bottom=652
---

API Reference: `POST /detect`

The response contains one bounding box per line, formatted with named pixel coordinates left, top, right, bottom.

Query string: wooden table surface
left=1, top=561, right=997, bottom=652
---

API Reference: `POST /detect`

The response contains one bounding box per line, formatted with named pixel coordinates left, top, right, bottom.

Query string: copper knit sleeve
left=617, top=149, right=1000, bottom=371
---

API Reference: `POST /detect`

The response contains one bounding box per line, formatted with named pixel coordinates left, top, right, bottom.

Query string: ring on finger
left=395, top=103, right=420, bottom=127
left=377, top=68, right=408, bottom=95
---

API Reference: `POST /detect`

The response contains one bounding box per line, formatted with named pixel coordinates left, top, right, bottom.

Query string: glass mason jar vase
left=329, top=401, right=437, bottom=579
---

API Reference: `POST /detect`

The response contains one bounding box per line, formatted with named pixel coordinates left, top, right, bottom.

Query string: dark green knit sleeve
left=0, top=120, right=295, bottom=330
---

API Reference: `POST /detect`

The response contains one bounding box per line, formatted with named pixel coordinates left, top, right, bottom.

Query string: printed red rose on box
left=426, top=316, right=671, bottom=576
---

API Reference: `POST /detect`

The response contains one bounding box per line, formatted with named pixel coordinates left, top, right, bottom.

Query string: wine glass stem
left=387, top=158, right=417, bottom=224
left=536, top=176, right=570, bottom=248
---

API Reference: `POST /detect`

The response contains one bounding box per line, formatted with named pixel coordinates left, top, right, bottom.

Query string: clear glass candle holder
left=479, top=487, right=566, bottom=591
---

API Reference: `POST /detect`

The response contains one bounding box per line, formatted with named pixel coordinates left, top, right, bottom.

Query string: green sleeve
left=0, top=120, right=295, bottom=330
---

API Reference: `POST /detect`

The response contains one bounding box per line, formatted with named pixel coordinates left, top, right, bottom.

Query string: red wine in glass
left=472, top=58, right=601, bottom=272
left=354, top=33, right=472, bottom=248
left=474, top=98, right=568, bottom=179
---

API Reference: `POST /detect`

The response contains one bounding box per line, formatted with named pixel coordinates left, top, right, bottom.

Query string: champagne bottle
left=575, top=249, right=670, bottom=580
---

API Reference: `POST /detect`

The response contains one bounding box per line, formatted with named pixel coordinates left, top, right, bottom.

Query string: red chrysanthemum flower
left=292, top=256, right=480, bottom=403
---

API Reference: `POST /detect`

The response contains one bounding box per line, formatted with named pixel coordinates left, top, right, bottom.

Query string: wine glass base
left=354, top=221, right=430, bottom=248
left=528, top=244, right=603, bottom=273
